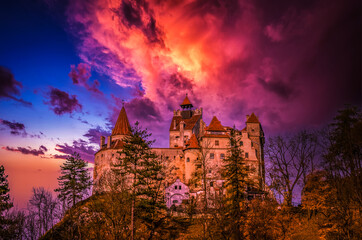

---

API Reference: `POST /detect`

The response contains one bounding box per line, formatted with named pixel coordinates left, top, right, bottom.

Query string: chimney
left=246, top=115, right=250, bottom=121
left=107, top=136, right=112, bottom=148
left=100, top=136, right=105, bottom=148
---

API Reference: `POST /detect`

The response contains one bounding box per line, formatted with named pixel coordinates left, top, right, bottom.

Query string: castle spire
left=112, top=106, right=131, bottom=136
left=180, top=93, right=193, bottom=109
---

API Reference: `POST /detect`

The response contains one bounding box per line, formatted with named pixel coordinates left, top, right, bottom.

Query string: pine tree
left=0, top=165, right=12, bottom=214
left=0, top=165, right=14, bottom=238
left=223, top=128, right=250, bottom=240
left=113, top=121, right=167, bottom=240
left=55, top=152, right=92, bottom=208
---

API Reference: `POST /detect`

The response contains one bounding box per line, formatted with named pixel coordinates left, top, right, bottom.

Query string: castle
left=93, top=95, right=265, bottom=207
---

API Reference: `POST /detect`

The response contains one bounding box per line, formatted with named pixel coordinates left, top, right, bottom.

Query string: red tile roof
left=169, top=114, right=201, bottom=131
left=246, top=113, right=260, bottom=123
left=206, top=116, right=225, bottom=132
left=112, top=107, right=131, bottom=135
left=185, top=134, right=200, bottom=149
left=181, top=95, right=193, bottom=107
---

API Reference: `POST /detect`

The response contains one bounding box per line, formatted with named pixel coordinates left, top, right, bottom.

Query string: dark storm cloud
left=0, top=119, right=26, bottom=136
left=126, top=97, right=162, bottom=122
left=55, top=139, right=96, bottom=162
left=83, top=126, right=111, bottom=145
left=257, top=77, right=293, bottom=100
left=69, top=63, right=102, bottom=94
left=115, top=0, right=164, bottom=44
left=0, top=66, right=32, bottom=106
left=44, top=88, right=82, bottom=115
left=3, top=145, right=48, bottom=156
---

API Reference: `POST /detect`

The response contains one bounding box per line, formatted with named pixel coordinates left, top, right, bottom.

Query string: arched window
left=187, top=157, right=190, bottom=162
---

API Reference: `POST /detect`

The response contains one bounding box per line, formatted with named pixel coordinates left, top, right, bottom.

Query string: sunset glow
left=0, top=0, right=360, bottom=210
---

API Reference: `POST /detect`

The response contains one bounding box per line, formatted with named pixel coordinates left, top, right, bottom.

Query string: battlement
left=173, top=108, right=203, bottom=117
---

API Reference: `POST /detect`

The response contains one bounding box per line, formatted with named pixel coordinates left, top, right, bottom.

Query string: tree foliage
left=223, top=127, right=250, bottom=240
left=0, top=164, right=15, bottom=238
left=55, top=152, right=92, bottom=208
left=113, top=121, right=168, bottom=240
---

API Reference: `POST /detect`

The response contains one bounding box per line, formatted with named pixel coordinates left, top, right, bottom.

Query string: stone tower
left=169, top=94, right=203, bottom=148
left=93, top=106, right=131, bottom=193
left=245, top=113, right=265, bottom=190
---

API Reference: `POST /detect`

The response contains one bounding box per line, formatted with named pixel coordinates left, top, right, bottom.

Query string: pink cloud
left=62, top=0, right=360, bottom=140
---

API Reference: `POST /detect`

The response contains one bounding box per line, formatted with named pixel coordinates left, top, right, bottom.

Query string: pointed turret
left=206, top=116, right=225, bottom=132
left=246, top=113, right=260, bottom=123
left=112, top=106, right=131, bottom=136
left=180, top=94, right=193, bottom=109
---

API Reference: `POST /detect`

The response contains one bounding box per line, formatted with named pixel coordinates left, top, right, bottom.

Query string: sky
left=0, top=0, right=360, bottom=209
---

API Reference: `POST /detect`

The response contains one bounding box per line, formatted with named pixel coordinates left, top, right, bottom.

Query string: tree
left=55, top=152, right=92, bottom=208
left=266, top=130, right=318, bottom=206
left=321, top=106, right=362, bottom=239
left=27, top=187, right=58, bottom=239
left=0, top=165, right=14, bottom=238
left=113, top=121, right=168, bottom=240
left=323, top=106, right=361, bottom=206
left=191, top=138, right=212, bottom=240
left=223, top=127, right=251, bottom=240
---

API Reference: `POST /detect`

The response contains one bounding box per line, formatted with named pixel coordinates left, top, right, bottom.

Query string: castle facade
left=93, top=95, right=265, bottom=206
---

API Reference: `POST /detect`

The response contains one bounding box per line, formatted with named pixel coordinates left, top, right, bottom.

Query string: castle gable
left=206, top=116, right=226, bottom=132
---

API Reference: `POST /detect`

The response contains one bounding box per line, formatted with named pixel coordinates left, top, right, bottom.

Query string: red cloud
left=64, top=0, right=360, bottom=138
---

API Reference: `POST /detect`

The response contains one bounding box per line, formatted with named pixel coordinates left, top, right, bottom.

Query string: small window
left=195, top=184, right=198, bottom=188
left=175, top=186, right=177, bottom=190
left=173, top=200, right=178, bottom=203
left=112, top=154, right=114, bottom=157
left=196, top=164, right=201, bottom=169
left=179, top=186, right=181, bottom=190
left=166, top=156, right=169, bottom=160
left=210, top=182, right=214, bottom=187
left=174, top=156, right=176, bottom=159
left=215, top=140, right=219, bottom=146
left=187, top=157, right=190, bottom=162
left=209, top=170, right=212, bottom=173
left=245, top=152, right=249, bottom=158
left=251, top=142, right=253, bottom=147
left=210, top=153, right=214, bottom=159
left=176, top=136, right=180, bottom=139
left=240, top=141, right=243, bottom=146
left=220, top=153, right=225, bottom=159
left=101, top=154, right=103, bottom=157
left=174, top=145, right=178, bottom=147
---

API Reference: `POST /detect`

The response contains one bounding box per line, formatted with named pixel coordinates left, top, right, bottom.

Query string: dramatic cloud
left=3, top=145, right=48, bottom=156
left=69, top=63, right=102, bottom=94
left=55, top=139, right=96, bottom=162
left=44, top=88, right=82, bottom=115
left=0, top=66, right=31, bottom=106
left=63, top=0, right=360, bottom=139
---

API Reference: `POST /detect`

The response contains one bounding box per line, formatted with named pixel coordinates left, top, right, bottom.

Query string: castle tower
left=93, top=105, right=131, bottom=193
left=245, top=113, right=265, bottom=190
left=169, top=94, right=203, bottom=148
